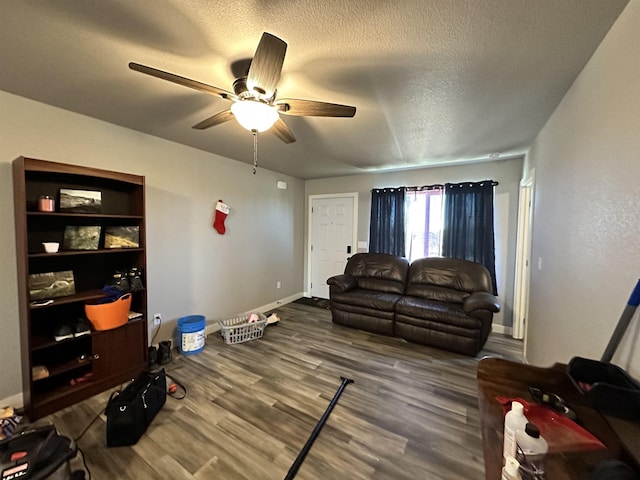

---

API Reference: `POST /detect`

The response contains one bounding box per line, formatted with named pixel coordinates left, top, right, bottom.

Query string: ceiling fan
left=129, top=32, right=356, bottom=146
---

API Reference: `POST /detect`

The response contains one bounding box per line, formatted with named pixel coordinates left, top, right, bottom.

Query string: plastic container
left=567, top=356, right=640, bottom=419
left=502, top=457, right=522, bottom=480
left=38, top=195, right=55, bottom=212
left=177, top=315, right=206, bottom=355
left=219, top=312, right=267, bottom=345
left=503, top=401, right=528, bottom=462
left=84, top=293, right=131, bottom=331
left=515, top=423, right=548, bottom=480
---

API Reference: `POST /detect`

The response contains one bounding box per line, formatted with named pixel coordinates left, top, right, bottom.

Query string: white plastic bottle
left=503, top=401, right=528, bottom=463
left=502, top=457, right=522, bottom=480
left=515, top=423, right=548, bottom=480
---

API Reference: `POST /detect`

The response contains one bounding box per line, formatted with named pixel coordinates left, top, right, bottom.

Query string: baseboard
left=1, top=392, right=24, bottom=410
left=204, top=292, right=303, bottom=336
left=491, top=323, right=513, bottom=336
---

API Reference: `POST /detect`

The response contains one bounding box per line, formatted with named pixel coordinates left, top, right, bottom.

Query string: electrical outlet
left=276, top=281, right=282, bottom=289
left=153, top=313, right=162, bottom=326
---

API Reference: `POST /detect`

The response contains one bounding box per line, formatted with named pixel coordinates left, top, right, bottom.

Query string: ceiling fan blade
left=275, top=98, right=356, bottom=117
left=247, top=33, right=287, bottom=98
left=192, top=110, right=235, bottom=130
left=129, top=62, right=236, bottom=100
left=272, top=117, right=296, bottom=144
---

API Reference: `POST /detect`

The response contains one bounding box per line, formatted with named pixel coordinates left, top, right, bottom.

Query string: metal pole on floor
left=284, top=376, right=354, bottom=480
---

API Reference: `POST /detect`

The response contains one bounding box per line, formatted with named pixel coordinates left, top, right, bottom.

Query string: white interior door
left=309, top=195, right=357, bottom=299
left=513, top=177, right=534, bottom=340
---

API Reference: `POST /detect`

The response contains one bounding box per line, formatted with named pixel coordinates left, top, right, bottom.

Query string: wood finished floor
left=34, top=302, right=523, bottom=479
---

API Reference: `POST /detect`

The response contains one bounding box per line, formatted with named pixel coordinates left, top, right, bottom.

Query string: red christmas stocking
left=213, top=200, right=230, bottom=234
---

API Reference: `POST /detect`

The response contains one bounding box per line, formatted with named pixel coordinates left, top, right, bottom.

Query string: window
left=405, top=188, right=444, bottom=263
left=369, top=180, right=498, bottom=294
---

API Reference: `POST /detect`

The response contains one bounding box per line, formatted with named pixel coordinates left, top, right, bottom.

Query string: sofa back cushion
left=345, top=253, right=409, bottom=295
left=405, top=257, right=492, bottom=303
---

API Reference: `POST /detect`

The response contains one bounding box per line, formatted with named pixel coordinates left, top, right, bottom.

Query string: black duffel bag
left=105, top=369, right=166, bottom=447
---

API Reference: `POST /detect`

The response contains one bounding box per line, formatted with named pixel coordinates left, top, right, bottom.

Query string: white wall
left=525, top=2, right=640, bottom=376
left=0, top=91, right=305, bottom=402
left=305, top=158, right=524, bottom=330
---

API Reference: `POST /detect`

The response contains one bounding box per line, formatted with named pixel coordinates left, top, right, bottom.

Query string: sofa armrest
left=463, top=292, right=500, bottom=314
left=327, top=274, right=358, bottom=293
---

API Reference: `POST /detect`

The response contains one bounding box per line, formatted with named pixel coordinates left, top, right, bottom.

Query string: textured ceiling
left=0, top=0, right=629, bottom=179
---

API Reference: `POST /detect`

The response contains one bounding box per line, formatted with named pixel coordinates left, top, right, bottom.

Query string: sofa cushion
left=394, top=321, right=481, bottom=356
left=330, top=309, right=395, bottom=335
left=395, top=297, right=483, bottom=330
left=330, top=289, right=403, bottom=313
left=395, top=314, right=481, bottom=338
left=344, top=253, right=409, bottom=295
left=404, top=257, right=493, bottom=302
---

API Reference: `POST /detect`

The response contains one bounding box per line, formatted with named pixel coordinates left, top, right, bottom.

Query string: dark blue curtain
left=369, top=188, right=406, bottom=256
left=442, top=181, right=498, bottom=295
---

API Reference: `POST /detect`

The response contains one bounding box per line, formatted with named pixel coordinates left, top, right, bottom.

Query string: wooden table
left=477, top=357, right=640, bottom=479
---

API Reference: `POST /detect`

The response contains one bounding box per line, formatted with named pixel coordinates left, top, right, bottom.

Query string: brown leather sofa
left=327, top=253, right=500, bottom=356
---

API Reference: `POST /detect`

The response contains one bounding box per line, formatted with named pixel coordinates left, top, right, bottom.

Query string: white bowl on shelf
left=42, top=242, right=60, bottom=253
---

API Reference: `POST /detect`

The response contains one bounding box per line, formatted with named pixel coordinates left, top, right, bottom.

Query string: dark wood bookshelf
left=13, top=157, right=149, bottom=420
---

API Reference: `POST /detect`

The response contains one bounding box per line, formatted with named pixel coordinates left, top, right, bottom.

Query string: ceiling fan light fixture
left=231, top=100, right=279, bottom=132
left=130, top=32, right=355, bottom=148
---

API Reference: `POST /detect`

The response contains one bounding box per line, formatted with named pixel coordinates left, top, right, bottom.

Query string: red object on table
left=477, top=358, right=640, bottom=480
left=497, top=397, right=606, bottom=453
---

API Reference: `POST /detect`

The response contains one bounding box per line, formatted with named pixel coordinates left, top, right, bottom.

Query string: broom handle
left=284, top=376, right=354, bottom=480
left=601, top=279, right=640, bottom=363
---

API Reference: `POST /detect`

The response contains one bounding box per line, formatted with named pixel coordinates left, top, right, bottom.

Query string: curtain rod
left=444, top=180, right=499, bottom=188
left=373, top=180, right=499, bottom=193
left=404, top=180, right=500, bottom=192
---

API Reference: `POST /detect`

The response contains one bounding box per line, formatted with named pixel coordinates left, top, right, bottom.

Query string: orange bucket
left=85, top=293, right=131, bottom=331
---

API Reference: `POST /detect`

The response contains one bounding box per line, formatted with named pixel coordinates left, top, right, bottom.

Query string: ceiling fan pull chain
left=252, top=129, right=258, bottom=174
